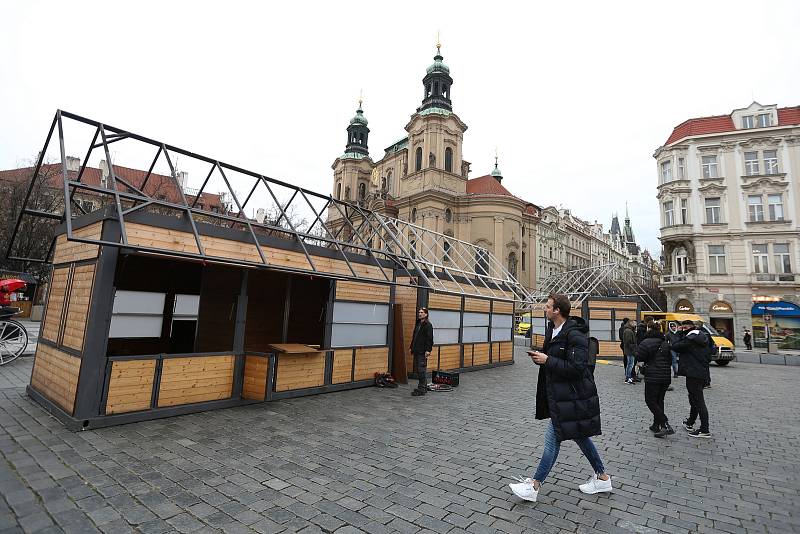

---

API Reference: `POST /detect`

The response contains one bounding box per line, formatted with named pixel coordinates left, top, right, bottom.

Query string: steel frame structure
left=6, top=110, right=530, bottom=300
left=525, top=263, right=662, bottom=311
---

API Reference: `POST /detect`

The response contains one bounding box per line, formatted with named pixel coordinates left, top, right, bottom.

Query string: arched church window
left=426, top=84, right=432, bottom=98
left=415, top=147, right=422, bottom=172
left=522, top=250, right=526, bottom=271
left=336, top=182, right=341, bottom=200
left=358, top=182, right=366, bottom=201
left=434, top=81, right=439, bottom=95
left=411, top=207, right=417, bottom=223
left=386, top=170, right=392, bottom=192
left=675, top=247, right=688, bottom=275
left=443, top=240, right=451, bottom=262
left=445, top=208, right=452, bottom=223
left=345, top=186, right=351, bottom=200
left=445, top=147, right=453, bottom=172
left=508, top=252, right=518, bottom=278
left=381, top=177, right=386, bottom=191
left=443, top=85, right=448, bottom=98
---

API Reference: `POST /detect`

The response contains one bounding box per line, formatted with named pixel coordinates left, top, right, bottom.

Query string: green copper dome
left=491, top=166, right=502, bottom=177
left=426, top=54, right=450, bottom=75
left=350, top=107, right=368, bottom=126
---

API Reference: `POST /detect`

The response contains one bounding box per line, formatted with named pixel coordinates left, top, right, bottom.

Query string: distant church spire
left=491, top=148, right=503, bottom=183
left=345, top=94, right=370, bottom=156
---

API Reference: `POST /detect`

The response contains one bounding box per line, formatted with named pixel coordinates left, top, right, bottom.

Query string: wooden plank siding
left=599, top=340, right=624, bottom=357
left=52, top=222, right=102, bottom=264
left=124, top=222, right=385, bottom=280
left=41, top=267, right=70, bottom=343
left=590, top=299, right=638, bottom=310
left=157, top=355, right=235, bottom=407
left=493, top=300, right=514, bottom=314
left=62, top=263, right=96, bottom=351
left=394, top=285, right=418, bottom=375
left=354, top=347, right=389, bottom=381
left=473, top=343, right=490, bottom=366
left=428, top=292, right=461, bottom=311
left=494, top=341, right=513, bottom=362
left=464, top=298, right=490, bottom=313
left=275, top=352, right=325, bottom=391
left=589, top=309, right=613, bottom=319
left=242, top=355, right=269, bottom=400
left=335, top=281, right=390, bottom=303
left=30, top=344, right=81, bottom=415
left=332, top=349, right=354, bottom=384
left=105, top=359, right=156, bottom=414
left=438, top=345, right=461, bottom=370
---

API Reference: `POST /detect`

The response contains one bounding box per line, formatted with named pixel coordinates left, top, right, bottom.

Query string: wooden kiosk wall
left=28, top=215, right=394, bottom=430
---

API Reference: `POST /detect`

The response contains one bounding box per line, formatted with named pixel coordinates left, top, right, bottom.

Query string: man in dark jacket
left=635, top=323, right=674, bottom=437
left=618, top=318, right=630, bottom=380
left=623, top=323, right=637, bottom=384
left=509, top=294, right=611, bottom=502
left=672, top=320, right=712, bottom=438
left=409, top=307, right=433, bottom=396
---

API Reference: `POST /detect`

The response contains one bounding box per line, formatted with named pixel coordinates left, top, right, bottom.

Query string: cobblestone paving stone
left=0, top=350, right=799, bottom=533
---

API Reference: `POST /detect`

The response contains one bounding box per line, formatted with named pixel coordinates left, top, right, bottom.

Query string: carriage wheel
left=0, top=320, right=28, bottom=365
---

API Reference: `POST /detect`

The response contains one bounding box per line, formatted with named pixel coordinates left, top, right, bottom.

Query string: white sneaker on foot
left=508, top=476, right=538, bottom=502
left=579, top=474, right=613, bottom=494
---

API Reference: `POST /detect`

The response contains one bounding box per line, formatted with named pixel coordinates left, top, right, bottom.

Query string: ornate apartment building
left=655, top=102, right=800, bottom=347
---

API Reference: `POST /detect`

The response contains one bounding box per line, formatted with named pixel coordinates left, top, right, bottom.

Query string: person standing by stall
left=410, top=307, right=433, bottom=396
left=509, top=294, right=611, bottom=502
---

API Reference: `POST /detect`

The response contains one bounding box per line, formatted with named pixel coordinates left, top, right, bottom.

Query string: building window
left=549, top=246, right=553, bottom=259
left=415, top=147, right=423, bottom=172
left=748, top=195, right=764, bottom=222
left=680, top=198, right=688, bottom=224
left=660, top=161, right=673, bottom=183
left=335, top=181, right=342, bottom=200
left=445, top=147, right=453, bottom=173
left=758, top=113, right=771, bottom=127
left=663, top=200, right=674, bottom=226
left=443, top=240, right=451, bottom=262
left=358, top=182, right=366, bottom=201
left=381, top=177, right=386, bottom=191
left=522, top=250, right=526, bottom=271
left=744, top=151, right=760, bottom=176
left=411, top=207, right=417, bottom=223
left=764, top=150, right=779, bottom=174
left=508, top=252, right=517, bottom=278
left=475, top=249, right=489, bottom=276
left=752, top=243, right=769, bottom=273
left=742, top=115, right=755, bottom=129
left=705, top=197, right=721, bottom=223
left=701, top=155, right=719, bottom=179
left=677, top=157, right=685, bottom=179
left=708, top=245, right=726, bottom=274
left=675, top=247, right=687, bottom=274
left=768, top=194, right=784, bottom=221
left=774, top=243, right=791, bottom=273
left=345, top=186, right=351, bottom=200
left=522, top=225, right=525, bottom=237
left=409, top=240, right=416, bottom=259
left=445, top=208, right=452, bottom=223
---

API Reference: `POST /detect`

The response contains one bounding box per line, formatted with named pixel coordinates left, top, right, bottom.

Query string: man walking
left=509, top=294, right=612, bottom=502
left=636, top=322, right=674, bottom=437
left=743, top=329, right=752, bottom=350
left=623, top=321, right=637, bottom=384
left=619, top=317, right=630, bottom=381
left=673, top=320, right=712, bottom=438
left=409, top=307, right=433, bottom=396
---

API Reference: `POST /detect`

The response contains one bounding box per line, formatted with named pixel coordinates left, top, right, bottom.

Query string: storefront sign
left=751, top=301, right=800, bottom=317
left=674, top=299, right=694, bottom=312
left=710, top=301, right=733, bottom=313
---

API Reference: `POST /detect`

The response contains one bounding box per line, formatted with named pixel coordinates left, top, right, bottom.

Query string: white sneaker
left=508, top=476, right=538, bottom=502
left=579, top=474, right=613, bottom=494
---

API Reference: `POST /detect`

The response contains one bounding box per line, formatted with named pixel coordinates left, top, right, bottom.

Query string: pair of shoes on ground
left=653, top=423, right=675, bottom=438
left=682, top=419, right=711, bottom=438
left=509, top=475, right=612, bottom=502
left=625, top=378, right=636, bottom=384
left=411, top=388, right=426, bottom=396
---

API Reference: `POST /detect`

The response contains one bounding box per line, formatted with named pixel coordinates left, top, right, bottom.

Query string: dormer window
left=757, top=113, right=771, bottom=127
left=742, top=115, right=755, bottom=129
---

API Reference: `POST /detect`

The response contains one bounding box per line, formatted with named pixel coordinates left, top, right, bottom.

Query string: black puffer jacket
left=410, top=319, right=433, bottom=354
left=672, top=329, right=711, bottom=380
left=635, top=331, right=672, bottom=383
left=535, top=317, right=601, bottom=441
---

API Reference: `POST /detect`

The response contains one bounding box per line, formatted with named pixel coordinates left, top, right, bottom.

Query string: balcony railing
left=751, top=273, right=797, bottom=283
left=661, top=273, right=694, bottom=284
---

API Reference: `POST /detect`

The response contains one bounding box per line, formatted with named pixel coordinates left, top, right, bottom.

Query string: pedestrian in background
left=666, top=322, right=681, bottom=378
left=509, top=294, right=612, bottom=502
left=743, top=329, right=752, bottom=350
left=623, top=321, right=637, bottom=384
left=673, top=320, right=712, bottom=438
left=410, top=307, right=433, bottom=396
left=619, top=317, right=630, bottom=381
left=636, top=322, right=675, bottom=437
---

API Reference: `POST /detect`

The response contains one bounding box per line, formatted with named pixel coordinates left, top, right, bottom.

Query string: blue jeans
left=533, top=421, right=605, bottom=484
left=625, top=353, right=635, bottom=380
left=671, top=351, right=679, bottom=376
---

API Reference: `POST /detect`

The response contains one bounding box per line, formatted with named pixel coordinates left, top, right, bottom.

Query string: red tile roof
left=664, top=106, right=800, bottom=146
left=466, top=175, right=540, bottom=215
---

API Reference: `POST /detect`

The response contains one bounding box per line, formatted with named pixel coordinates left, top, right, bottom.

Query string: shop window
left=331, top=302, right=389, bottom=347
left=429, top=309, right=459, bottom=344
left=463, top=312, right=489, bottom=342
left=491, top=313, right=513, bottom=341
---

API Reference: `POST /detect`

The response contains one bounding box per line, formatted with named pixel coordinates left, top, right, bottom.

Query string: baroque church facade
left=329, top=46, right=542, bottom=290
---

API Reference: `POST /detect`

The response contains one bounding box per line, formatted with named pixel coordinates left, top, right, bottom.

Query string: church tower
left=331, top=97, right=374, bottom=205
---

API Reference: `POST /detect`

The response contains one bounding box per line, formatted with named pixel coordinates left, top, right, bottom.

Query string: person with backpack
left=673, top=320, right=712, bottom=438
left=635, top=322, right=675, bottom=437
left=509, top=294, right=612, bottom=503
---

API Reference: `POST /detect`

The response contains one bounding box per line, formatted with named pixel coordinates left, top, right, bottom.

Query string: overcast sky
left=2, top=0, right=798, bottom=255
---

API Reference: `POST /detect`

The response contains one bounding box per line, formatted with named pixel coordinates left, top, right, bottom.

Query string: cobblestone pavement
left=1, top=350, right=799, bottom=533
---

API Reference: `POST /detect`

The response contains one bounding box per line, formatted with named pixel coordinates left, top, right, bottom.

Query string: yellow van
left=515, top=312, right=532, bottom=336
left=641, top=312, right=735, bottom=366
